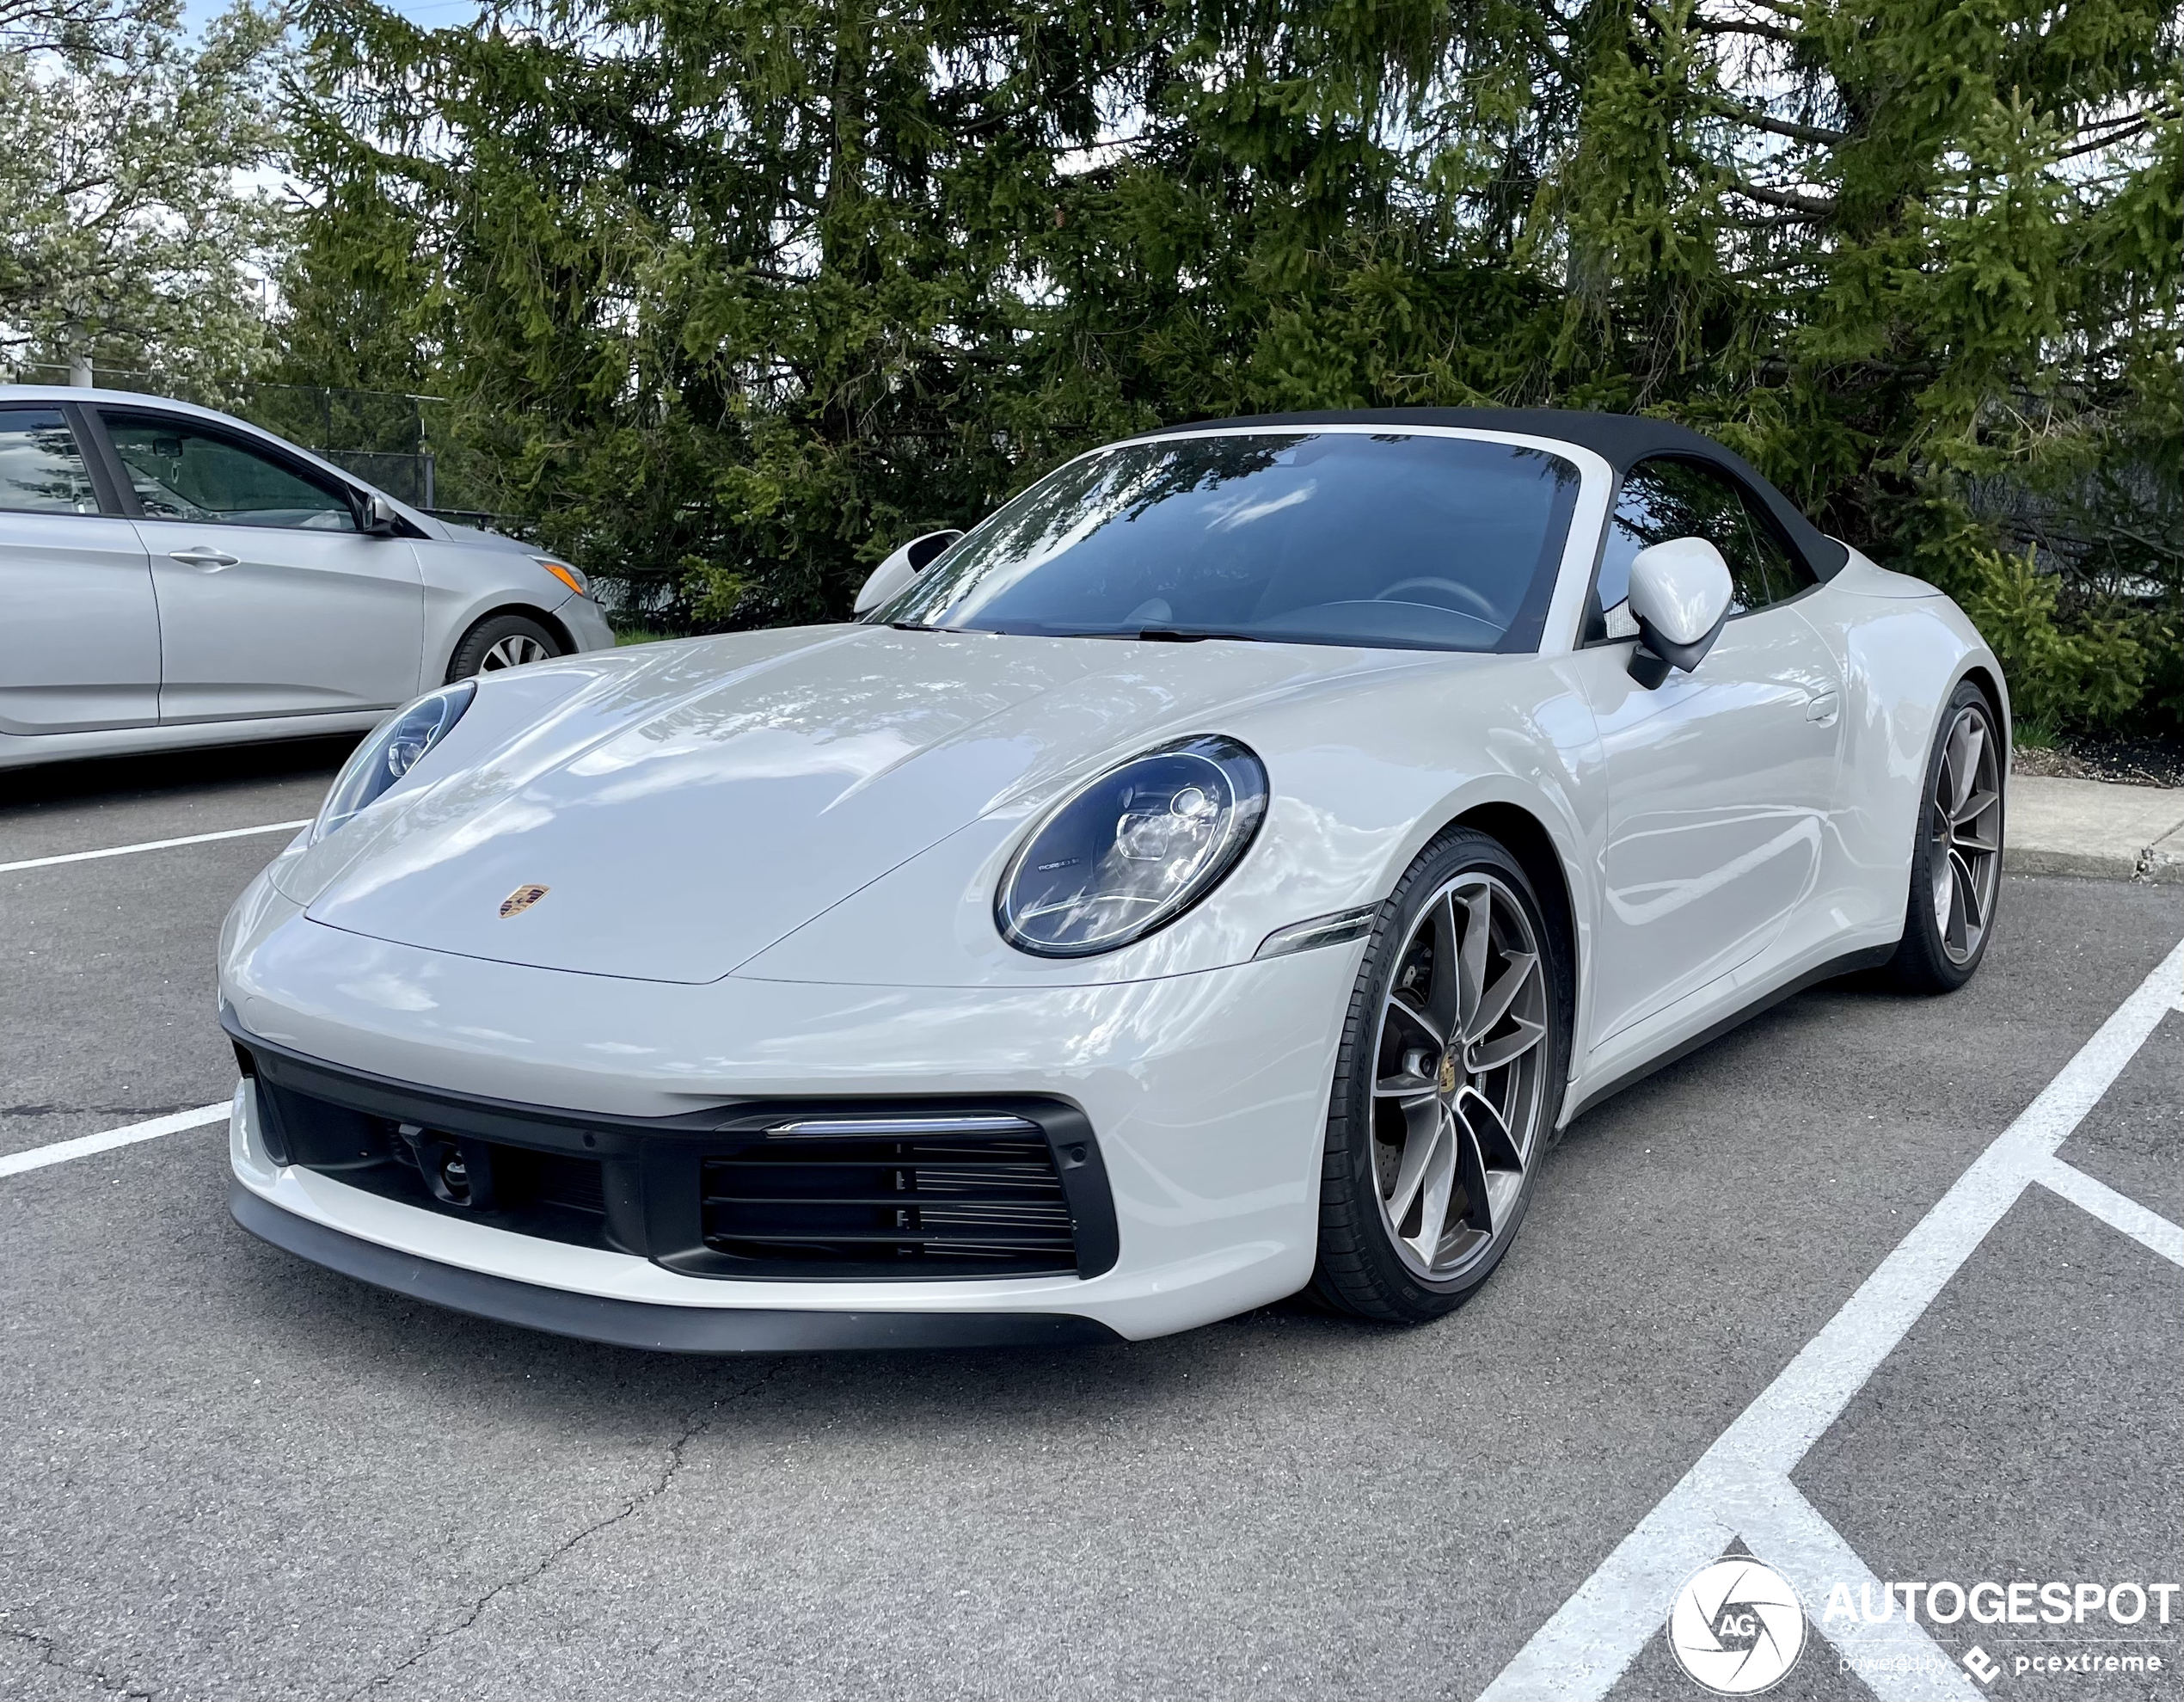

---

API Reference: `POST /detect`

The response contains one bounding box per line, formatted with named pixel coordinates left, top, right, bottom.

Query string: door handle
left=169, top=547, right=241, bottom=569
left=1806, top=689, right=1841, bottom=726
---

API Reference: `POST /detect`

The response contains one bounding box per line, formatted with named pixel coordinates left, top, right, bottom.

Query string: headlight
left=310, top=681, right=475, bottom=843
left=997, top=735, right=1268, bottom=957
left=532, top=556, right=589, bottom=597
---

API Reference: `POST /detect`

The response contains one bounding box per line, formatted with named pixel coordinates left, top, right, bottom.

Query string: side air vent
left=699, top=1115, right=1079, bottom=1277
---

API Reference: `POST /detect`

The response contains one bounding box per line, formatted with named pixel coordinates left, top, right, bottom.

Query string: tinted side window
left=1596, top=458, right=1813, bottom=623
left=101, top=413, right=358, bottom=532
left=0, top=408, right=101, bottom=515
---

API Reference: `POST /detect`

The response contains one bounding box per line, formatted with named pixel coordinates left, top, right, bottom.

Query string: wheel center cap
left=1439, top=1051, right=1459, bottom=1096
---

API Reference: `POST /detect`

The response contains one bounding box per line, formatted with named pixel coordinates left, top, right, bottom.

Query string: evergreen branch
left=2056, top=118, right=2148, bottom=159
left=1690, top=16, right=1801, bottom=47
left=1723, top=176, right=1836, bottom=216
left=2055, top=101, right=2179, bottom=160
left=1703, top=96, right=1844, bottom=145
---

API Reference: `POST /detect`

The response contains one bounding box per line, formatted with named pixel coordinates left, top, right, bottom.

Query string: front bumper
left=223, top=887, right=1361, bottom=1344
left=229, top=1179, right=1120, bottom=1350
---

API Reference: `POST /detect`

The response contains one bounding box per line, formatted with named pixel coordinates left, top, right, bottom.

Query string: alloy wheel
left=1370, top=870, right=1552, bottom=1281
left=1929, top=702, right=2002, bottom=966
left=480, top=634, right=551, bottom=671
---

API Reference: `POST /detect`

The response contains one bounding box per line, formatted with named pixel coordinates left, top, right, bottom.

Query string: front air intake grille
left=700, top=1118, right=1078, bottom=1277
left=230, top=1015, right=1120, bottom=1283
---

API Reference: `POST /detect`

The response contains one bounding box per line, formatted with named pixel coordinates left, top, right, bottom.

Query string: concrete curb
left=2005, top=772, right=2184, bottom=884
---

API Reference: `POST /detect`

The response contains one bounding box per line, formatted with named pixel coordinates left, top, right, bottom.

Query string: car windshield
left=875, top=431, right=1582, bottom=652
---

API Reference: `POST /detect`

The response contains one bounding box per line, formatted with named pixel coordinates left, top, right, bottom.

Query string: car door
left=0, top=402, right=161, bottom=734
left=95, top=408, right=425, bottom=722
left=1576, top=457, right=1845, bottom=1049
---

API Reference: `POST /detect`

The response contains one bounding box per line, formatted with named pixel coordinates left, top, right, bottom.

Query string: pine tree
left=279, top=0, right=2183, bottom=730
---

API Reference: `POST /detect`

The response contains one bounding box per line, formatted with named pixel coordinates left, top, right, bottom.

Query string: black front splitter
left=229, top=1182, right=1124, bottom=1353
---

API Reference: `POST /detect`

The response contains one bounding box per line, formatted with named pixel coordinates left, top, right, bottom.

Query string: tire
left=445, top=613, right=564, bottom=683
left=1885, top=679, right=2004, bottom=994
left=1311, top=828, right=1571, bottom=1323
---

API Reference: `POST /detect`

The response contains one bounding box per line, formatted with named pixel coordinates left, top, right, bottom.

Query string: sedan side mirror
left=361, top=491, right=402, bottom=538
left=1625, top=537, right=1733, bottom=688
left=854, top=529, right=964, bottom=616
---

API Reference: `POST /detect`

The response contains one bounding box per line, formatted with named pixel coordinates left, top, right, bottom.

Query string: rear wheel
left=445, top=613, right=563, bottom=683
left=1886, top=680, right=2003, bottom=992
left=1312, top=829, right=1568, bottom=1322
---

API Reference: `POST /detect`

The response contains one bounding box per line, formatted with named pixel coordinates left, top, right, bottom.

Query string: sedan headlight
left=997, top=735, right=1268, bottom=957
left=532, top=556, right=589, bottom=598
left=310, top=681, right=475, bottom=843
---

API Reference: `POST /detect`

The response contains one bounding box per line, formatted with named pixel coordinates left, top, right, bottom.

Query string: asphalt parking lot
left=3, top=743, right=2178, bottom=1702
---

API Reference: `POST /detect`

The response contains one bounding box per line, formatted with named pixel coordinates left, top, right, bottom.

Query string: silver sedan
left=0, top=385, right=616, bottom=770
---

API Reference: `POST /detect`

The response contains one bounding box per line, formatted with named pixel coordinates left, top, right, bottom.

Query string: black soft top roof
left=1140, top=408, right=1848, bottom=579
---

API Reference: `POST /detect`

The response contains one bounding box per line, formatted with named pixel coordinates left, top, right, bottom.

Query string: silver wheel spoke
left=1948, top=848, right=1984, bottom=932
left=1943, top=852, right=1969, bottom=951
left=1460, top=1089, right=1529, bottom=1236
left=1383, top=992, right=1445, bottom=1053
left=1469, top=1017, right=1547, bottom=1072
left=1451, top=1112, right=1494, bottom=1240
left=1467, top=950, right=1537, bottom=1044
left=1458, top=1085, right=1526, bottom=1173
left=1455, top=885, right=1490, bottom=1037
left=1423, top=893, right=1464, bottom=1040
left=1395, top=1112, right=1457, bottom=1262
left=1949, top=718, right=1985, bottom=814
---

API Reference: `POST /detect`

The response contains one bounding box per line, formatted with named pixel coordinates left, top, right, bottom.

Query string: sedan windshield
left=876, top=432, right=1582, bottom=652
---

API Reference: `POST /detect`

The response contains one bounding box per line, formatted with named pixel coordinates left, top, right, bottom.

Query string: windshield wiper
left=1125, top=627, right=1265, bottom=644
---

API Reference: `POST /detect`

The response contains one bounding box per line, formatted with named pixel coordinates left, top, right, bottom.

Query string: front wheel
left=1311, top=829, right=1569, bottom=1323
left=1885, top=681, right=2003, bottom=993
left=445, top=613, right=565, bottom=683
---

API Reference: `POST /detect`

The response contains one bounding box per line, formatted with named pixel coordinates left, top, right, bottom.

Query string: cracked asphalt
left=2, top=741, right=2178, bottom=1701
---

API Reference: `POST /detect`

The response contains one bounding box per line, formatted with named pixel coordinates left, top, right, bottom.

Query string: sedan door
left=1576, top=457, right=1845, bottom=1051
left=0, top=403, right=160, bottom=734
left=97, top=408, right=425, bottom=722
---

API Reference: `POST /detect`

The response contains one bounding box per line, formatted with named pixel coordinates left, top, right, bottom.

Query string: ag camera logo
left=1669, top=1558, right=1807, bottom=1694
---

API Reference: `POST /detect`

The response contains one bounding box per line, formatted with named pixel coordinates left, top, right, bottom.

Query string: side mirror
left=1625, top=537, right=1733, bottom=688
left=361, top=492, right=402, bottom=537
left=854, top=529, right=964, bottom=617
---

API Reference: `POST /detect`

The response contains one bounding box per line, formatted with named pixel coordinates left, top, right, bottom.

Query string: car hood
left=301, top=624, right=1426, bottom=984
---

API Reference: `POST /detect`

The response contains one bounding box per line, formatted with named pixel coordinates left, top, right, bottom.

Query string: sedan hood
left=303, top=625, right=1420, bottom=984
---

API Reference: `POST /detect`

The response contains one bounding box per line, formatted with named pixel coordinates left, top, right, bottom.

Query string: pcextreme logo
left=1668, top=1559, right=1807, bottom=1695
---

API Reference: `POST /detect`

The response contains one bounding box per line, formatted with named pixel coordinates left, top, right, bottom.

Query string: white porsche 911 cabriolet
left=218, top=409, right=2008, bottom=1350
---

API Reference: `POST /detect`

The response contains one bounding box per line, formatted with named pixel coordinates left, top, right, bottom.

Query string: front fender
left=733, top=653, right=1606, bottom=992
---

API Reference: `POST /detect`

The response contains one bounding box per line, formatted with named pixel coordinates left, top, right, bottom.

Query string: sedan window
left=876, top=433, right=1582, bottom=654
left=0, top=408, right=101, bottom=514
left=101, top=413, right=359, bottom=531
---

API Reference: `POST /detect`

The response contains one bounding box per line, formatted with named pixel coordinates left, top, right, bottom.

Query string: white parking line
left=1480, top=932, right=2184, bottom=1702
left=0, top=820, right=311, bottom=875
left=0, top=1100, right=232, bottom=1179
left=2035, top=1157, right=2184, bottom=1268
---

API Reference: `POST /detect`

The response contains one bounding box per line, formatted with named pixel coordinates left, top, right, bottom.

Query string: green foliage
left=0, top=0, right=290, bottom=385
left=274, top=0, right=2184, bottom=732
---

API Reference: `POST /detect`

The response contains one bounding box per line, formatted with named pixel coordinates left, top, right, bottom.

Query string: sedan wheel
left=445, top=613, right=566, bottom=685
left=1315, top=829, right=1567, bottom=1320
left=482, top=633, right=552, bottom=670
